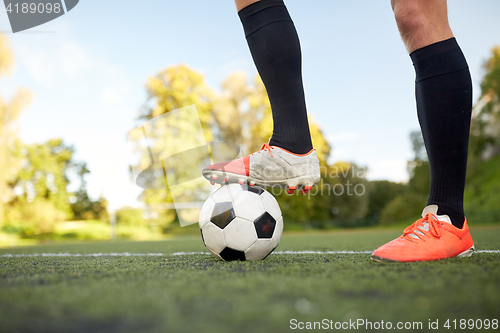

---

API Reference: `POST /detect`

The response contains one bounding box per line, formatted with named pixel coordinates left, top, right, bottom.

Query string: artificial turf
left=1, top=226, right=499, bottom=333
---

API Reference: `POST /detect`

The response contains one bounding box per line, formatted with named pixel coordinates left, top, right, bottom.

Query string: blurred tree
left=70, top=162, right=109, bottom=221
left=6, top=139, right=109, bottom=234
left=365, top=180, right=406, bottom=223
left=0, top=33, right=32, bottom=227
left=464, top=46, right=500, bottom=222
left=142, top=64, right=214, bottom=139
left=409, top=130, right=427, bottom=162
left=5, top=139, right=75, bottom=234
left=212, top=71, right=250, bottom=147
left=4, top=198, right=66, bottom=236
left=310, top=162, right=369, bottom=228
left=328, top=162, right=369, bottom=226
left=13, top=139, right=74, bottom=217
left=380, top=131, right=429, bottom=224
left=4, top=139, right=109, bottom=234
left=469, top=47, right=500, bottom=165
left=116, top=207, right=144, bottom=226
left=130, top=65, right=216, bottom=229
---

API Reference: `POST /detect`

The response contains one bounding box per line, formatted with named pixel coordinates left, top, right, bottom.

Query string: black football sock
left=238, top=0, right=313, bottom=154
left=410, top=37, right=472, bottom=229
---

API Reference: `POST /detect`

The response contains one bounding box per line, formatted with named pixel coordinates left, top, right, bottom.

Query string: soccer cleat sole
left=202, top=170, right=319, bottom=190
left=370, top=255, right=396, bottom=263
left=456, top=246, right=475, bottom=258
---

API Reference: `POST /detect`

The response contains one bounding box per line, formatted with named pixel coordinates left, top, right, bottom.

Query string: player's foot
left=202, top=143, right=320, bottom=193
left=371, top=205, right=474, bottom=262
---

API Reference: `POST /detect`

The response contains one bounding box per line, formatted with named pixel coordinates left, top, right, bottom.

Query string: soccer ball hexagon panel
left=199, top=184, right=283, bottom=261
left=223, top=217, right=258, bottom=251
left=211, top=201, right=235, bottom=229
left=232, top=189, right=266, bottom=222
left=201, top=222, right=226, bottom=253
left=253, top=212, right=276, bottom=238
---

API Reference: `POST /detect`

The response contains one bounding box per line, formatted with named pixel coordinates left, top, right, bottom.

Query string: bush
left=116, top=208, right=145, bottom=226
left=380, top=192, right=427, bottom=225
left=4, top=199, right=66, bottom=236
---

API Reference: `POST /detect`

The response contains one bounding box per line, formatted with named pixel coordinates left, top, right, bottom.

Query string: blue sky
left=1, top=1, right=500, bottom=211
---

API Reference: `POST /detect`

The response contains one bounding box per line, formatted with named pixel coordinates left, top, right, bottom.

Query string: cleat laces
left=252, top=142, right=273, bottom=158
left=401, top=213, right=442, bottom=242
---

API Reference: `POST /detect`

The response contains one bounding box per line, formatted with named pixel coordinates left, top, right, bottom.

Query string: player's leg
left=203, top=0, right=319, bottom=192
left=391, top=0, right=453, bottom=53
left=372, top=0, right=474, bottom=262
left=235, top=0, right=258, bottom=11
left=234, top=0, right=313, bottom=153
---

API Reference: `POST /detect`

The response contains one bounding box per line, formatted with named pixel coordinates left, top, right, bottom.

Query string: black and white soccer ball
left=199, top=183, right=283, bottom=261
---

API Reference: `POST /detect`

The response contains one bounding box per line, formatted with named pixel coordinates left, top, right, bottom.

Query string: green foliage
left=480, top=46, right=500, bottom=104
left=464, top=154, right=500, bottom=223
left=116, top=207, right=144, bottom=226
left=469, top=46, right=500, bottom=165
left=365, top=180, right=406, bottom=221
left=142, top=64, right=214, bottom=140
left=379, top=131, right=430, bottom=225
left=272, top=162, right=370, bottom=229
left=54, top=221, right=112, bottom=240
left=3, top=198, right=66, bottom=236
left=3, top=139, right=76, bottom=235
left=321, top=162, right=370, bottom=227
left=463, top=46, right=500, bottom=223
left=70, top=162, right=109, bottom=222
left=380, top=169, right=429, bottom=225
left=71, top=191, right=109, bottom=222
left=380, top=192, right=427, bottom=225
left=14, top=139, right=74, bottom=219
left=409, top=130, right=427, bottom=162
left=4, top=138, right=109, bottom=236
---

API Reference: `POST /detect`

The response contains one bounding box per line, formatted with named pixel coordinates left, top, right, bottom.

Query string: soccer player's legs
left=372, top=0, right=474, bottom=262
left=203, top=0, right=320, bottom=192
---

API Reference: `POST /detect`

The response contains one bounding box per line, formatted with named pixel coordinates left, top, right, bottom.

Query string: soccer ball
left=199, top=183, right=283, bottom=261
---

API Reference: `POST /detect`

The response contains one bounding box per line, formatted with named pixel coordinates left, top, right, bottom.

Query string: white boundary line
left=0, top=250, right=499, bottom=258
left=0, top=252, right=165, bottom=258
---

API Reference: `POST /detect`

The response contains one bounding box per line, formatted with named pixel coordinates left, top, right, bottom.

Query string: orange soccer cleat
left=371, top=205, right=474, bottom=262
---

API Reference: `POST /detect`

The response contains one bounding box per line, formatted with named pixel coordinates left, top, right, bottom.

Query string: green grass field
left=1, top=226, right=499, bottom=333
